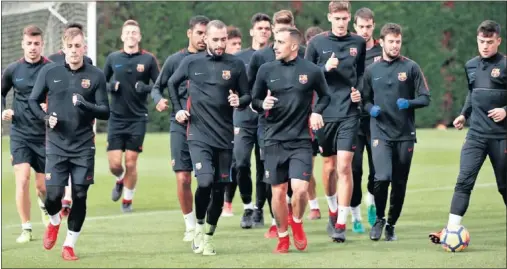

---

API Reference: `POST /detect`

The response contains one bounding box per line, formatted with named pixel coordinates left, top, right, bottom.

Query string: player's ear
left=249, top=28, right=254, bottom=37
left=187, top=29, right=192, bottom=39
left=327, top=13, right=332, bottom=23
left=379, top=38, right=384, bottom=48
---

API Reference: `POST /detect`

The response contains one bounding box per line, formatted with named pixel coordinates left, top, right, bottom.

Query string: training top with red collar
left=104, top=49, right=160, bottom=122
left=365, top=39, right=383, bottom=67
left=167, top=52, right=251, bottom=150
left=251, top=56, right=331, bottom=146
left=460, top=53, right=507, bottom=139
left=48, top=50, right=93, bottom=65
left=1, top=57, right=52, bottom=141
left=362, top=56, right=431, bottom=141
left=305, top=31, right=366, bottom=121
left=28, top=62, right=109, bottom=157
left=151, top=48, right=196, bottom=132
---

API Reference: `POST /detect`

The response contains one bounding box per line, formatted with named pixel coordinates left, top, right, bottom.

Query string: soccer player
left=104, top=20, right=160, bottom=212
left=1, top=25, right=51, bottom=243
left=251, top=27, right=331, bottom=253
left=223, top=25, right=242, bottom=217
left=304, top=25, right=324, bottom=221
left=429, top=20, right=506, bottom=244
left=151, top=15, right=210, bottom=241
left=248, top=9, right=307, bottom=238
left=225, top=26, right=242, bottom=54
left=28, top=27, right=110, bottom=260
left=361, top=23, right=431, bottom=241
left=350, top=7, right=383, bottom=232
left=229, top=13, right=272, bottom=228
left=304, top=0, right=366, bottom=243
left=47, top=22, right=93, bottom=217
left=167, top=20, right=251, bottom=255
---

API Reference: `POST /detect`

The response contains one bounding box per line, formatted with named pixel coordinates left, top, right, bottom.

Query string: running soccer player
left=167, top=20, right=251, bottom=255
left=29, top=27, right=110, bottom=260
left=429, top=20, right=506, bottom=244
left=251, top=27, right=330, bottom=253
left=151, top=15, right=210, bottom=242
left=1, top=24, right=51, bottom=243
left=104, top=20, right=160, bottom=212
left=304, top=0, right=366, bottom=243
left=362, top=23, right=431, bottom=241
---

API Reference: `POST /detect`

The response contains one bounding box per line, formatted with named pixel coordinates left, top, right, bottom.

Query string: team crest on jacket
left=299, top=74, right=308, bottom=84
left=374, top=56, right=381, bottom=62
left=81, top=79, right=91, bottom=88
left=350, top=47, right=357, bottom=56
left=491, top=68, right=500, bottom=78
left=222, top=70, right=231, bottom=80
left=398, top=72, right=407, bottom=81
left=137, top=64, right=145, bottom=72
left=195, top=162, right=202, bottom=170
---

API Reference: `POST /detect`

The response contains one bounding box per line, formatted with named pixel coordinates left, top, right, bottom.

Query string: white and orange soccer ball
left=440, top=224, right=470, bottom=252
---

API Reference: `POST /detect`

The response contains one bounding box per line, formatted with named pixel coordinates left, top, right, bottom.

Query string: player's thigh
left=392, top=140, right=415, bottom=182
left=457, top=135, right=488, bottom=184
left=27, top=140, right=46, bottom=174
left=487, top=138, right=506, bottom=190
left=107, top=131, right=126, bottom=152
left=352, top=135, right=367, bottom=172
left=288, top=144, right=313, bottom=182
left=69, top=155, right=95, bottom=185
left=315, top=121, right=340, bottom=157
left=257, top=126, right=265, bottom=161
left=233, top=127, right=255, bottom=167
left=170, top=130, right=193, bottom=172
left=311, top=139, right=320, bottom=157
left=10, top=139, right=33, bottom=167
left=188, top=140, right=214, bottom=177
left=45, top=154, right=71, bottom=186
left=125, top=121, right=147, bottom=153
left=336, top=116, right=359, bottom=153
left=263, top=144, right=289, bottom=186
left=371, top=139, right=393, bottom=182
left=215, top=148, right=234, bottom=183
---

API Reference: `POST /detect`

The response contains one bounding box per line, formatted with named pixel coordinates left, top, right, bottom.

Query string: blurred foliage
left=95, top=1, right=506, bottom=132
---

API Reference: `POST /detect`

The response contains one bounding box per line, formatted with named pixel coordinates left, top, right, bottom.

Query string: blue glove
left=370, top=105, right=381, bottom=117
left=397, top=98, right=410, bottom=110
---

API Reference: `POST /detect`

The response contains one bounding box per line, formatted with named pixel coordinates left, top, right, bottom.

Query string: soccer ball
left=440, top=224, right=470, bottom=252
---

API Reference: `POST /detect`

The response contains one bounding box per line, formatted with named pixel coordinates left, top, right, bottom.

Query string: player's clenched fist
left=325, top=52, right=339, bottom=71
left=262, top=89, right=278, bottom=110
left=453, top=115, right=466, bottom=130
left=1, top=109, right=14, bottom=121
left=488, top=108, right=506, bottom=122
left=156, top=98, right=169, bottom=112
left=46, top=112, right=58, bottom=129
left=350, top=87, right=361, bottom=103
left=228, top=90, right=239, bottom=107
left=310, top=113, right=324, bottom=131
left=175, top=110, right=190, bottom=123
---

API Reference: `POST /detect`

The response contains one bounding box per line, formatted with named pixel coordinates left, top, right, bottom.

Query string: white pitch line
left=2, top=183, right=496, bottom=229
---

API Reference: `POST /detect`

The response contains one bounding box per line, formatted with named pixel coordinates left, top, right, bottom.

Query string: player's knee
left=72, top=185, right=89, bottom=201
left=176, top=172, right=192, bottom=187
left=234, top=152, right=250, bottom=169
left=46, top=186, right=66, bottom=204
left=322, top=161, right=336, bottom=176
left=197, top=174, right=214, bottom=188
left=336, top=161, right=352, bottom=177
left=454, top=177, right=474, bottom=193
left=125, top=159, right=137, bottom=172
left=109, top=163, right=123, bottom=175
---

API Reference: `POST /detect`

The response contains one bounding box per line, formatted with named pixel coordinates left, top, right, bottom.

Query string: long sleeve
left=167, top=57, right=190, bottom=112
left=103, top=55, right=115, bottom=92
left=304, top=41, right=327, bottom=73
left=354, top=41, right=367, bottom=89
left=247, top=53, right=263, bottom=90
left=76, top=72, right=110, bottom=120
left=135, top=54, right=161, bottom=94
left=361, top=69, right=374, bottom=113
left=1, top=64, right=14, bottom=110
left=28, top=65, right=49, bottom=121
left=251, top=65, right=268, bottom=113
left=235, top=61, right=251, bottom=109
left=408, top=64, right=431, bottom=109
left=151, top=56, right=173, bottom=104
left=312, top=69, right=331, bottom=114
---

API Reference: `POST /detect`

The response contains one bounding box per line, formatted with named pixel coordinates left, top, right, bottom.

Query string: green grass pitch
left=1, top=129, right=505, bottom=268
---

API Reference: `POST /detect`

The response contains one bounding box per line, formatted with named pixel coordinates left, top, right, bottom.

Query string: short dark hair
left=251, top=13, right=271, bottom=27
left=277, top=27, right=302, bottom=44
left=206, top=20, right=227, bottom=33
left=189, top=15, right=210, bottom=30
left=273, top=10, right=294, bottom=25
left=329, top=1, right=350, bottom=13
left=227, top=26, right=242, bottom=39
left=23, top=25, right=43, bottom=37
left=477, top=20, right=501, bottom=38
left=380, top=23, right=402, bottom=39
left=354, top=7, right=375, bottom=23
left=305, top=26, right=323, bottom=43
left=64, top=22, right=83, bottom=31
